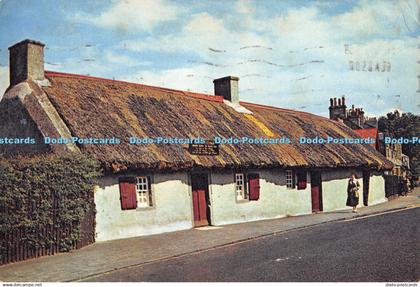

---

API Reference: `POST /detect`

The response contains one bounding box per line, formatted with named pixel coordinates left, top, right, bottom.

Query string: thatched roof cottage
left=0, top=40, right=392, bottom=241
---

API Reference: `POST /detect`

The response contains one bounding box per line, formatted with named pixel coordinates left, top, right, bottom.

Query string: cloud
left=118, top=1, right=418, bottom=116
left=67, top=0, right=419, bottom=116
left=268, top=7, right=333, bottom=49
left=333, top=4, right=383, bottom=37
left=0, top=65, right=9, bottom=101
left=120, top=12, right=268, bottom=59
left=104, top=51, right=151, bottom=67
left=122, top=64, right=217, bottom=94
left=235, top=0, right=255, bottom=15
left=79, top=0, right=180, bottom=32
left=332, top=0, right=419, bottom=38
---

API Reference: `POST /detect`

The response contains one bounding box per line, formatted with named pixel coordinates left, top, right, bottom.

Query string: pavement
left=0, top=188, right=419, bottom=282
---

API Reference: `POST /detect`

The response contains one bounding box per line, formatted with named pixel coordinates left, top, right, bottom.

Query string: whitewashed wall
left=95, top=172, right=193, bottom=242
left=368, top=172, right=386, bottom=205
left=322, top=169, right=363, bottom=212
left=94, top=168, right=386, bottom=242
left=322, top=169, right=386, bottom=211
left=209, top=170, right=312, bottom=226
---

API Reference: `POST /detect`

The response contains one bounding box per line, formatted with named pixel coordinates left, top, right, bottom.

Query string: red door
left=192, top=189, right=208, bottom=226
left=311, top=186, right=320, bottom=212
left=310, top=171, right=323, bottom=212
left=191, top=174, right=210, bottom=227
left=248, top=173, right=260, bottom=200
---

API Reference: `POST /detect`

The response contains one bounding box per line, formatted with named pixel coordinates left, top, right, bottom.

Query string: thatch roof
left=41, top=71, right=393, bottom=172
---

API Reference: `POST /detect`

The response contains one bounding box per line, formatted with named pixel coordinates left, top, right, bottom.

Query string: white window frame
left=235, top=173, right=248, bottom=201
left=286, top=170, right=295, bottom=189
left=136, top=176, right=151, bottom=208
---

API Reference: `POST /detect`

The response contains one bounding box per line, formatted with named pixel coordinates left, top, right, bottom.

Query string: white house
left=0, top=39, right=393, bottom=242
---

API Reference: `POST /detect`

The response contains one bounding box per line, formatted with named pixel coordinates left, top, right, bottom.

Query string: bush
left=0, top=153, right=101, bottom=255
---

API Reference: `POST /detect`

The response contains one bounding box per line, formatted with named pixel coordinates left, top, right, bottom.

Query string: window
left=235, top=173, right=248, bottom=200
left=286, top=170, right=295, bottom=189
left=119, top=176, right=153, bottom=210
left=136, top=176, right=152, bottom=208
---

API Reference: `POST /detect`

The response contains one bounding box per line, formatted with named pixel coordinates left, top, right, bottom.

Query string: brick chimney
left=213, top=76, right=239, bottom=104
left=8, top=39, right=45, bottom=86
left=329, top=95, right=347, bottom=120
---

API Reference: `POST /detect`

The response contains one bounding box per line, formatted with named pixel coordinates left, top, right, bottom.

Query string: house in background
left=328, top=96, right=378, bottom=129
left=0, top=39, right=393, bottom=242
left=377, top=132, right=410, bottom=177
left=328, top=96, right=409, bottom=177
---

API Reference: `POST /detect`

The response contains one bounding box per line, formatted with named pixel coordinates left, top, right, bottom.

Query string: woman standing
left=346, top=173, right=360, bottom=212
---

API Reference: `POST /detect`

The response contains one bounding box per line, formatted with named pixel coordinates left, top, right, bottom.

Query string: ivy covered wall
left=0, top=153, right=101, bottom=264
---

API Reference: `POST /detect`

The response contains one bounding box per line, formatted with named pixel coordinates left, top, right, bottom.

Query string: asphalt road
left=83, top=208, right=419, bottom=282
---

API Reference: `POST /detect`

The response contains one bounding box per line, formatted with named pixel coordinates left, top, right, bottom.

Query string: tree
left=378, top=111, right=420, bottom=177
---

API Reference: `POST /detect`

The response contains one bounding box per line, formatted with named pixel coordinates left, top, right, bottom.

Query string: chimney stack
left=8, top=39, right=45, bottom=86
left=213, top=76, right=239, bottom=104
left=329, top=96, right=347, bottom=120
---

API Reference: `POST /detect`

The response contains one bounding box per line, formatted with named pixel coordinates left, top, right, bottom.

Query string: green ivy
left=0, top=153, right=101, bottom=259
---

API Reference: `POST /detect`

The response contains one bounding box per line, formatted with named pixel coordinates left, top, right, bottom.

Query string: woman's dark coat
left=346, top=179, right=360, bottom=207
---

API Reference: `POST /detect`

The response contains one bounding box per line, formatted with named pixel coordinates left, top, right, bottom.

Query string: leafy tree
left=378, top=111, right=420, bottom=177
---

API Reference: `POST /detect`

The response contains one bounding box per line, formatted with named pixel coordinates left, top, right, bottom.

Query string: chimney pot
left=333, top=97, right=337, bottom=107
left=330, top=98, right=333, bottom=107
left=213, top=76, right=239, bottom=104
left=8, top=39, right=45, bottom=86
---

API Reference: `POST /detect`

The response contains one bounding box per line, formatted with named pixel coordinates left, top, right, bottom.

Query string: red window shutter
left=119, top=177, right=137, bottom=210
left=297, top=171, right=307, bottom=190
left=248, top=173, right=260, bottom=201
left=297, top=181, right=307, bottom=190
left=147, top=176, right=153, bottom=207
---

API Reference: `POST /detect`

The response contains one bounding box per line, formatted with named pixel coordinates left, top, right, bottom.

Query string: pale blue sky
left=0, top=0, right=418, bottom=117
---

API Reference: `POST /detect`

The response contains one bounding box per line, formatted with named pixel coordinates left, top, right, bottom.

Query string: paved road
left=82, top=208, right=419, bottom=282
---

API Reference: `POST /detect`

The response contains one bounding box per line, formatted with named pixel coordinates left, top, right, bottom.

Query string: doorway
left=363, top=170, right=370, bottom=206
left=310, top=171, right=323, bottom=212
left=191, top=173, right=211, bottom=227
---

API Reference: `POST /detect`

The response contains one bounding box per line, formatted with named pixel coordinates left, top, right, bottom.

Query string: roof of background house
left=353, top=128, right=377, bottom=139
left=344, top=117, right=378, bottom=130
left=353, top=128, right=378, bottom=149
left=39, top=71, right=392, bottom=172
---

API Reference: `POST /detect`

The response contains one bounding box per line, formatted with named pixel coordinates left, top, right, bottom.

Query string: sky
left=0, top=0, right=419, bottom=117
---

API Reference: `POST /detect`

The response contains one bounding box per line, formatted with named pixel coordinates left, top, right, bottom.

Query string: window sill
left=136, top=206, right=155, bottom=211
left=236, top=199, right=250, bottom=203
